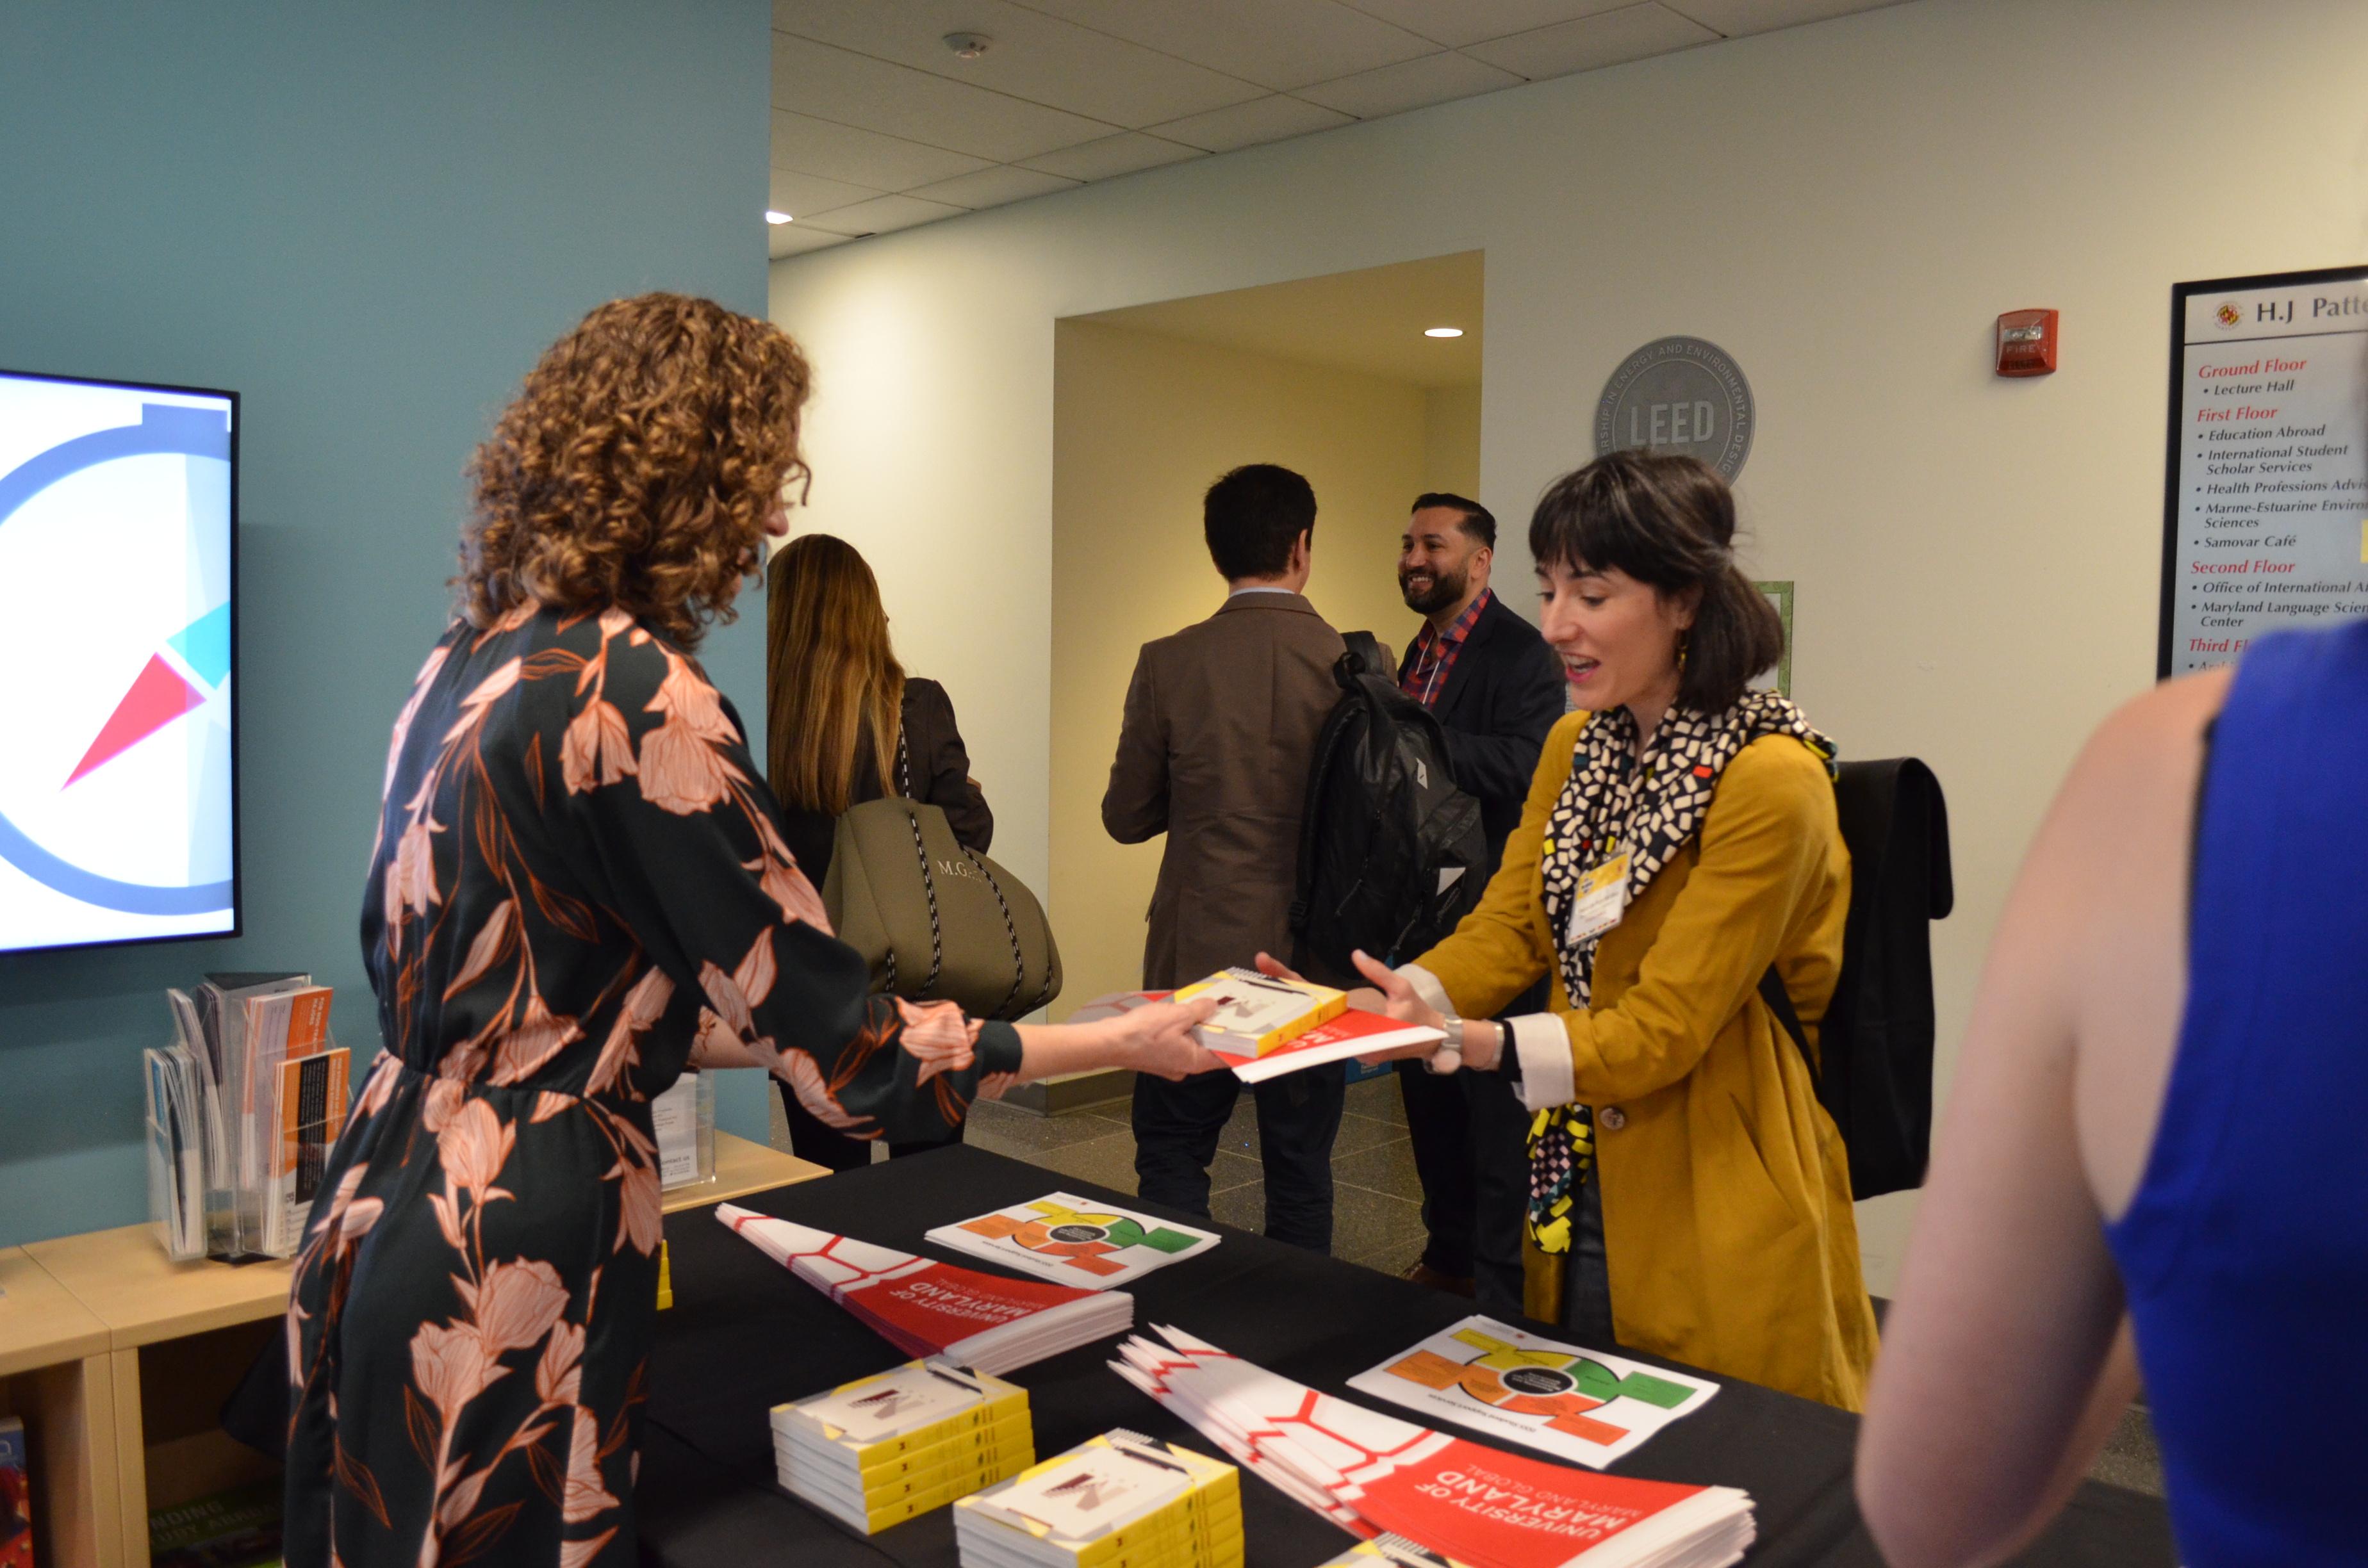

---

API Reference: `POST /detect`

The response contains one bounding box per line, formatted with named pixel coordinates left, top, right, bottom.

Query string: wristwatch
left=1426, top=1010, right=1466, bottom=1075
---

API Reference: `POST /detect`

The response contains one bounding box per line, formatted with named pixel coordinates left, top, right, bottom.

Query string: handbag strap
left=962, top=847, right=1030, bottom=1019
left=896, top=804, right=944, bottom=997
left=896, top=721, right=912, bottom=799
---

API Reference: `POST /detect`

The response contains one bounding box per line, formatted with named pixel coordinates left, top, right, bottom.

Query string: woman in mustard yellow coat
left=1277, top=452, right=1877, bottom=1410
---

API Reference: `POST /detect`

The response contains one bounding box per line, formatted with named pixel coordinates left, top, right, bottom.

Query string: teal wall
left=0, top=1, right=778, bottom=1247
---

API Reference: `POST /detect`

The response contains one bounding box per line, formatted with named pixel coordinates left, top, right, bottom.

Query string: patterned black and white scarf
left=1523, top=692, right=1834, bottom=1254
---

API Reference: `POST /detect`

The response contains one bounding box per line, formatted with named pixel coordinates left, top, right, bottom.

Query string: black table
left=638, top=1146, right=2171, bottom=1567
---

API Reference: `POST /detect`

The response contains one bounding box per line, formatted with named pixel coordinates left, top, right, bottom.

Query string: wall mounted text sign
left=1593, top=336, right=1754, bottom=481
left=2160, top=266, right=2368, bottom=676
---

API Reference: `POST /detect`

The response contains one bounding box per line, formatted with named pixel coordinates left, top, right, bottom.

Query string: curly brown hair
left=457, top=293, right=812, bottom=649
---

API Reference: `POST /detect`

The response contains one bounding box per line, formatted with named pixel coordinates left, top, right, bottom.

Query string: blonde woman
left=288, top=295, right=1217, bottom=1568
left=765, top=534, right=994, bottom=1168
left=766, top=534, right=991, bottom=883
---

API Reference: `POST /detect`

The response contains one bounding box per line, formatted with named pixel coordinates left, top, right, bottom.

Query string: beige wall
left=1050, top=319, right=1448, bottom=1013
left=1424, top=384, right=1483, bottom=499
left=772, top=0, right=2368, bottom=1292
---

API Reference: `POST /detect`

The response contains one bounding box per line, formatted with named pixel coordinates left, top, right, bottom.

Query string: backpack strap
left=1758, top=965, right=1818, bottom=1086
left=1338, top=630, right=1389, bottom=685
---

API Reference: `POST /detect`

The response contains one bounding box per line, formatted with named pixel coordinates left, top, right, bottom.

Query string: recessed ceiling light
left=1424, top=327, right=1464, bottom=338
left=765, top=210, right=793, bottom=225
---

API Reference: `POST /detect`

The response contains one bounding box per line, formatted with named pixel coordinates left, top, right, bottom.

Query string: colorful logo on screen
left=0, top=400, right=234, bottom=919
left=957, top=1200, right=1203, bottom=1278
left=65, top=601, right=229, bottom=786
left=1383, top=1327, right=1693, bottom=1447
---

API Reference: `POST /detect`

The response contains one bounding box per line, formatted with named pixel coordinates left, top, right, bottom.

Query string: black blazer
left=1397, top=591, right=1566, bottom=870
left=776, top=677, right=993, bottom=885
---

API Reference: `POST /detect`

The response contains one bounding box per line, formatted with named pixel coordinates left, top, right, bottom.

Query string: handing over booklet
left=1070, top=979, right=1443, bottom=1083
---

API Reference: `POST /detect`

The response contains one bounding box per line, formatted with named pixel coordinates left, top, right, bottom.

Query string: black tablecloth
left=639, top=1145, right=2171, bottom=1567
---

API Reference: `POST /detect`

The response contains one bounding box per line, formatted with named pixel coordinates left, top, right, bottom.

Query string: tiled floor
left=772, top=1072, right=2166, bottom=1497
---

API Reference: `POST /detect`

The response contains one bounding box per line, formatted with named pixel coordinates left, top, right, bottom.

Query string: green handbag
left=820, top=733, right=1062, bottom=1021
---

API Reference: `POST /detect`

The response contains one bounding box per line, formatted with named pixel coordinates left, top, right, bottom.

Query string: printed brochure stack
left=1112, top=1325, right=1754, bottom=1568
left=773, top=1360, right=1035, bottom=1534
left=719, top=1205, right=1134, bottom=1374
left=953, top=1429, right=1242, bottom=1568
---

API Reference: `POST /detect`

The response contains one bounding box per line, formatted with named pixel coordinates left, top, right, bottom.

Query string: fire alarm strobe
left=1996, top=309, right=2059, bottom=377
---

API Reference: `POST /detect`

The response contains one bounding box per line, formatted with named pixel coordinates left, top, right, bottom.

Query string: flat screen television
left=0, top=367, right=238, bottom=954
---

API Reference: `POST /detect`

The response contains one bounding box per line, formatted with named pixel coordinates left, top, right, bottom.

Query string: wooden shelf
left=0, top=1248, right=122, bottom=1568
left=663, top=1128, right=828, bottom=1213
left=12, top=1127, right=823, bottom=1568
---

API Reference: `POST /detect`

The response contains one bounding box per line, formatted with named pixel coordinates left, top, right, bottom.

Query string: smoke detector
left=943, top=32, right=992, bottom=60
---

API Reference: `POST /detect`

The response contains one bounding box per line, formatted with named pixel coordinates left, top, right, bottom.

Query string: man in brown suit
left=1103, top=463, right=1349, bottom=1251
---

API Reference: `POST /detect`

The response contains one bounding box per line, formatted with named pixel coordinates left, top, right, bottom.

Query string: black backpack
left=1289, top=632, right=1491, bottom=988
left=1759, top=758, right=1954, bottom=1200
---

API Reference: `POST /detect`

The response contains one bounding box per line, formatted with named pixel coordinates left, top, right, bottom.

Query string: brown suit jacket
left=1102, top=591, right=1347, bottom=990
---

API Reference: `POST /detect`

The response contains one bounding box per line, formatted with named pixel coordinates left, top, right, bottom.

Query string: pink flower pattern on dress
left=292, top=607, right=1014, bottom=1568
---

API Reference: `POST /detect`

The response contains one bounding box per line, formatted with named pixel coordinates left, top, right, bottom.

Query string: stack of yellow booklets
left=953, top=1428, right=1242, bottom=1568
left=773, top=1359, right=1034, bottom=1534
left=1171, top=968, right=1346, bottom=1057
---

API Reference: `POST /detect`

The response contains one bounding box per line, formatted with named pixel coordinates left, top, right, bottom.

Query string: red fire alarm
left=1996, top=309, right=2059, bottom=377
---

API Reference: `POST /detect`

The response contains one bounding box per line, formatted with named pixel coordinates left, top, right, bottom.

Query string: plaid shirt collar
left=1401, top=587, right=1493, bottom=708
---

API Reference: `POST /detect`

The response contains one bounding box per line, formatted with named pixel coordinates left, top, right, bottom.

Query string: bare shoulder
left=2051, top=669, right=2233, bottom=837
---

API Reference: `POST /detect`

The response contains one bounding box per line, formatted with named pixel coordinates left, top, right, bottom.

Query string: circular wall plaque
left=1592, top=335, right=1755, bottom=481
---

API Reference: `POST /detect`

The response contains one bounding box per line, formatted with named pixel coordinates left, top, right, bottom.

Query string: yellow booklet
left=1171, top=968, right=1346, bottom=1058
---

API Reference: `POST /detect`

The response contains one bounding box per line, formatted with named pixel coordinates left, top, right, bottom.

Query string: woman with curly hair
left=283, top=293, right=1219, bottom=1568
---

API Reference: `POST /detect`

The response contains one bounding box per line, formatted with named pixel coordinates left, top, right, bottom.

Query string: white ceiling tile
left=772, top=31, right=1120, bottom=163
left=1660, top=0, right=1906, bottom=37
left=771, top=110, right=992, bottom=190
left=1010, top=0, right=1436, bottom=92
left=773, top=0, right=1265, bottom=129
left=1019, top=132, right=1205, bottom=181
left=795, top=193, right=971, bottom=238
left=905, top=163, right=1083, bottom=209
left=1462, top=3, right=1717, bottom=78
left=1295, top=50, right=1523, bottom=118
left=1146, top=94, right=1354, bottom=154
left=768, top=167, right=884, bottom=218
left=1338, top=0, right=1638, bottom=49
left=769, top=222, right=854, bottom=260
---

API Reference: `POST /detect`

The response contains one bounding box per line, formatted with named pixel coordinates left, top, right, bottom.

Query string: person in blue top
left=1855, top=619, right=2368, bottom=1566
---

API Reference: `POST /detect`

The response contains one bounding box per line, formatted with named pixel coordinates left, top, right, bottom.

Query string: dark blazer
left=1103, top=591, right=1346, bottom=990
left=777, top=676, right=992, bottom=885
left=1398, top=591, right=1566, bottom=873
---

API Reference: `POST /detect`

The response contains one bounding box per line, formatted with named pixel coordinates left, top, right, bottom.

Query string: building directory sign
left=2161, top=265, right=2368, bottom=676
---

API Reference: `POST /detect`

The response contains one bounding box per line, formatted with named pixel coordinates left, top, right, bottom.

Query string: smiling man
left=1392, top=492, right=1566, bottom=1307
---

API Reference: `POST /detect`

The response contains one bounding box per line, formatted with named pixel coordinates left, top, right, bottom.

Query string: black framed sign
left=2160, top=265, right=2368, bottom=676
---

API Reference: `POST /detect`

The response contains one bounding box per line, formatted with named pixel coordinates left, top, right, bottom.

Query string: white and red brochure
left=719, top=1204, right=1133, bottom=1375
left=1348, top=1316, right=1720, bottom=1469
left=1112, top=1325, right=1753, bottom=1568
left=1067, top=992, right=1443, bottom=1083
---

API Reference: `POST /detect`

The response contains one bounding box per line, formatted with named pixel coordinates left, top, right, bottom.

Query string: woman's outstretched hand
left=1254, top=950, right=1448, bottom=1066
left=1103, top=997, right=1226, bottom=1082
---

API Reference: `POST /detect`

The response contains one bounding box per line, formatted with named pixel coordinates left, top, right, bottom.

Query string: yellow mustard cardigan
left=1413, top=711, right=1879, bottom=1410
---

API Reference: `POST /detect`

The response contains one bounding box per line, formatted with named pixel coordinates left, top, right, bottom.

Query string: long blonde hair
left=766, top=534, right=905, bottom=814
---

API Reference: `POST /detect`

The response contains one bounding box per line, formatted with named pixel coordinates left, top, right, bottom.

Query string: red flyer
left=719, top=1204, right=1133, bottom=1375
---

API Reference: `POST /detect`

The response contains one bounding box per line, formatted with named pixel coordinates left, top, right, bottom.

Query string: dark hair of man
left=1204, top=463, right=1317, bottom=580
left=1412, top=491, right=1496, bottom=550
left=1527, top=451, right=1784, bottom=713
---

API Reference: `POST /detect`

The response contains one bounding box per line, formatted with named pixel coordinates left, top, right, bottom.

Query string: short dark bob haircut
left=1205, top=463, right=1317, bottom=580
left=1528, top=450, right=1784, bottom=714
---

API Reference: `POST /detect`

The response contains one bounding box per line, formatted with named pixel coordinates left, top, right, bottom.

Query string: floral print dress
left=284, top=605, right=1021, bottom=1568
